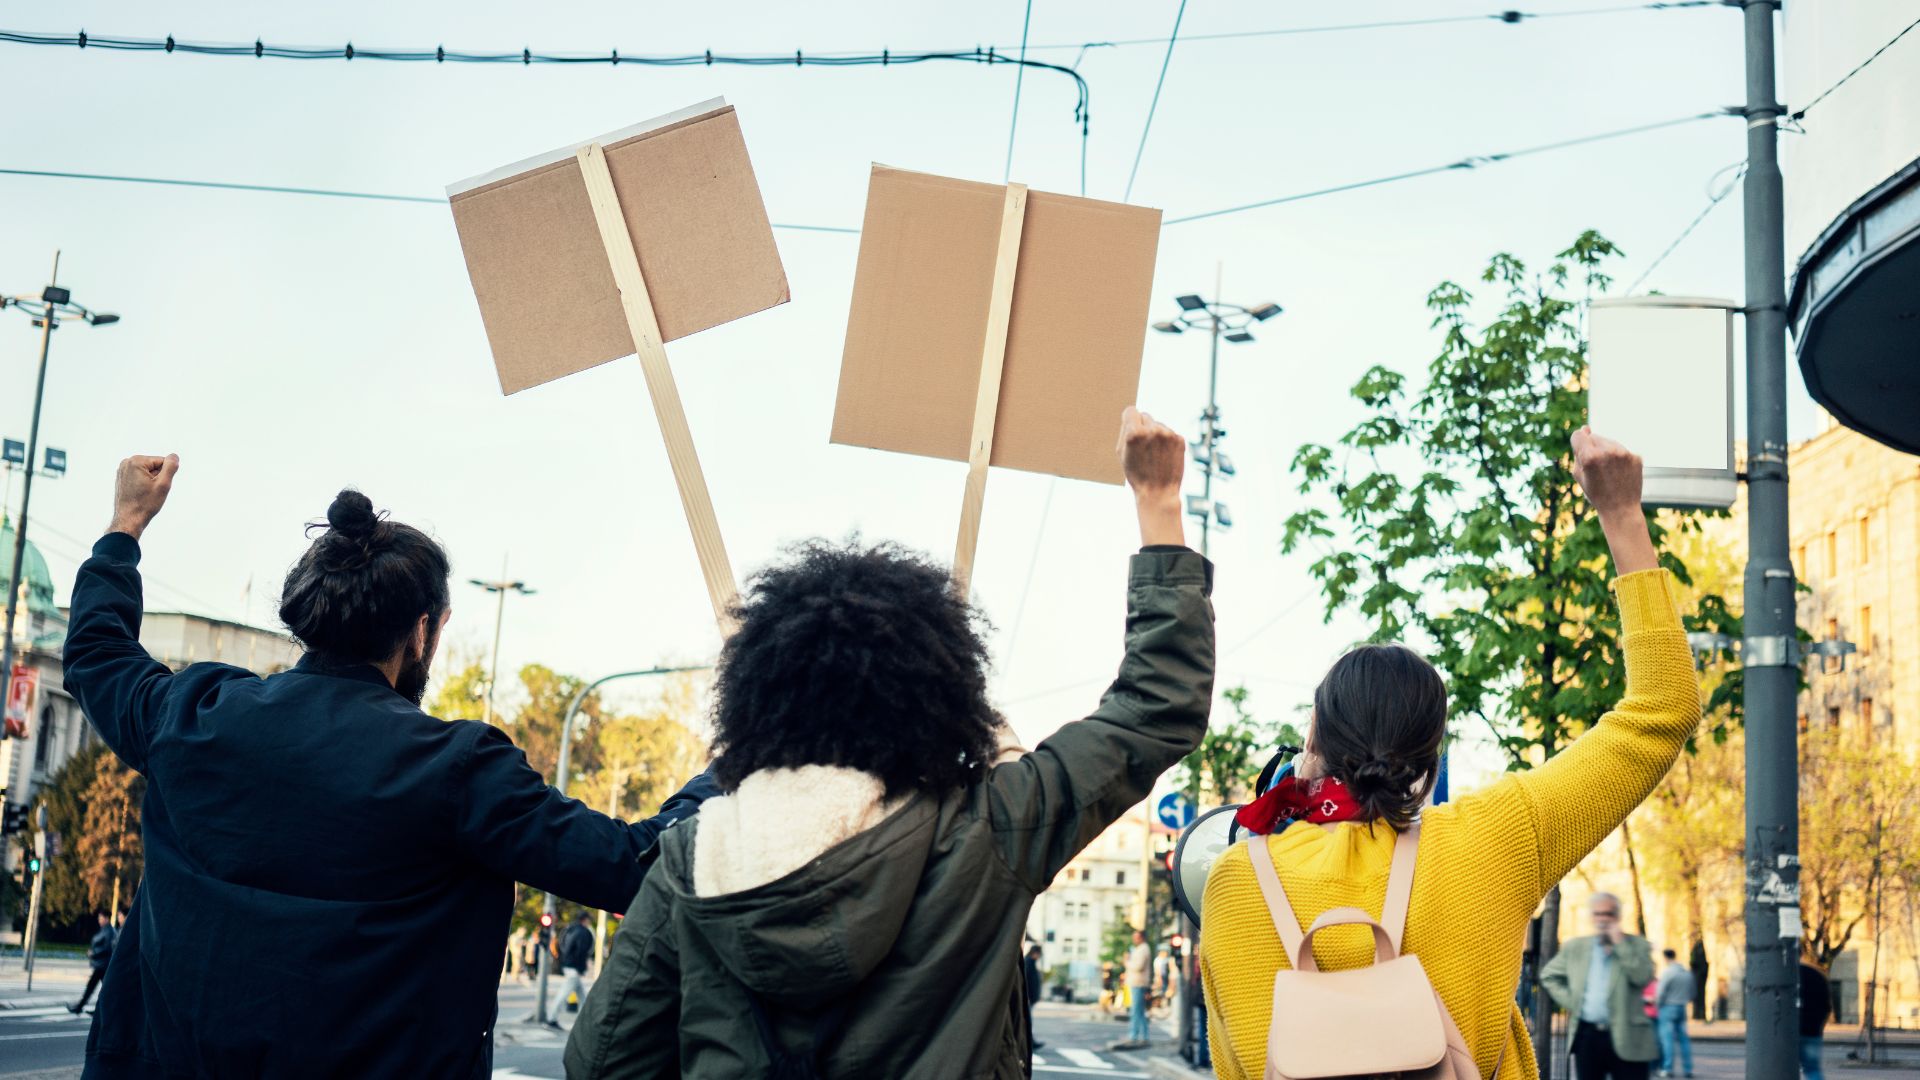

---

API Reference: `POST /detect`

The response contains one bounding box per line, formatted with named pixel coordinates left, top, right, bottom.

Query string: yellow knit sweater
left=1199, top=570, right=1700, bottom=1080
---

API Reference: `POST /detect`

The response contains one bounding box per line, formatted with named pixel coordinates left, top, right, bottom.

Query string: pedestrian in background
left=1024, top=945, right=1046, bottom=1052
left=63, top=462, right=717, bottom=1078
left=67, top=912, right=116, bottom=1015
left=1543, top=892, right=1659, bottom=1080
left=1124, top=931, right=1153, bottom=1046
left=1200, top=430, right=1697, bottom=1080
left=1800, top=959, right=1832, bottom=1080
left=561, top=912, right=596, bottom=1014
left=1654, top=947, right=1695, bottom=1077
left=566, top=408, right=1214, bottom=1079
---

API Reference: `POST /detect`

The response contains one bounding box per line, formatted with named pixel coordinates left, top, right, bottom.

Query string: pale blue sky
left=0, top=1, right=1829, bottom=790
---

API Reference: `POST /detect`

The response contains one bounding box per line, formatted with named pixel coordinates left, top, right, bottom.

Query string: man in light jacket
left=1542, top=892, right=1658, bottom=1079
left=1124, top=931, right=1153, bottom=1046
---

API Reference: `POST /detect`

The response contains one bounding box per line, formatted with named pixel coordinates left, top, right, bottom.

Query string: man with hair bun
left=62, top=455, right=715, bottom=1079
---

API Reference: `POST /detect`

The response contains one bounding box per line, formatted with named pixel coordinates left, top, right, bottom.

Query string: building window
left=1861, top=698, right=1874, bottom=735
left=1826, top=531, right=1838, bottom=577
left=33, top=704, right=55, bottom=767
left=1828, top=706, right=1842, bottom=729
left=1858, top=515, right=1870, bottom=563
left=1116, top=871, right=1126, bottom=887
left=1795, top=544, right=1809, bottom=580
left=1045, top=930, right=1056, bottom=943
left=1798, top=713, right=1810, bottom=734
left=1859, top=607, right=1872, bottom=657
left=1826, top=618, right=1842, bottom=673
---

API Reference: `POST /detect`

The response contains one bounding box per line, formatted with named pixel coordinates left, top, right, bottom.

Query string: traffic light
left=1, top=804, right=25, bottom=837
left=26, top=854, right=41, bottom=874
left=539, top=912, right=554, bottom=927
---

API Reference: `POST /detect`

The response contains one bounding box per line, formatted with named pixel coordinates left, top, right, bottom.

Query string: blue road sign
left=2, top=440, right=24, bottom=465
left=1156, top=791, right=1196, bottom=830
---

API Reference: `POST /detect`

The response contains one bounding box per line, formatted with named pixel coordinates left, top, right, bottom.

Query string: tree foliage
left=1279, top=232, right=1739, bottom=768
left=1175, top=686, right=1303, bottom=806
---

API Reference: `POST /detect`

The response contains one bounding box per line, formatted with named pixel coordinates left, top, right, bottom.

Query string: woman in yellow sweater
left=1200, top=428, right=1701, bottom=1080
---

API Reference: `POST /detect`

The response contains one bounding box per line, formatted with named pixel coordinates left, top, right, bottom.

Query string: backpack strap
left=1381, top=822, right=1421, bottom=954
left=1246, top=836, right=1307, bottom=968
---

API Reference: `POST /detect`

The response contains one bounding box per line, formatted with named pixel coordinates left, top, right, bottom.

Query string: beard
left=395, top=654, right=433, bottom=706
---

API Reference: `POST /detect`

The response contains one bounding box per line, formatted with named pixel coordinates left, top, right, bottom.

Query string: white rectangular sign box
left=1589, top=296, right=1739, bottom=510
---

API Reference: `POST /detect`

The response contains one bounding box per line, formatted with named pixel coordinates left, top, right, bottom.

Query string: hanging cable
left=1788, top=13, right=1920, bottom=122
left=1002, top=1, right=1720, bottom=51
left=1625, top=160, right=1747, bottom=294
left=1123, top=0, right=1188, bottom=203
left=1164, top=109, right=1732, bottom=226
left=1004, top=0, right=1035, bottom=183
left=0, top=31, right=1091, bottom=159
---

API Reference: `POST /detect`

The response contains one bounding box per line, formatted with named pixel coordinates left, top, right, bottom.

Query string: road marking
left=1035, top=1068, right=1145, bottom=1079
left=1059, top=1048, right=1113, bottom=1069
left=0, top=1030, right=91, bottom=1041
left=3, top=1006, right=84, bottom=1019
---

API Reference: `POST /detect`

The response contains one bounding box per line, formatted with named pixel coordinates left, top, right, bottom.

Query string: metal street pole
left=534, top=664, right=711, bottom=1026
left=1201, top=315, right=1220, bottom=561
left=1739, top=2, right=1799, bottom=1075
left=483, top=584, right=507, bottom=728
left=1, top=257, right=59, bottom=713
left=23, top=806, right=46, bottom=985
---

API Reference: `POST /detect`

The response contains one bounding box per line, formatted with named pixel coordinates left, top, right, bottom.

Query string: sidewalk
left=0, top=955, right=89, bottom=1011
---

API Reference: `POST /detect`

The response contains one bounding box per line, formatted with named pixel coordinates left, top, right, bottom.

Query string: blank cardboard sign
left=832, top=166, right=1162, bottom=485
left=448, top=99, right=789, bottom=395
left=1589, top=296, right=1738, bottom=509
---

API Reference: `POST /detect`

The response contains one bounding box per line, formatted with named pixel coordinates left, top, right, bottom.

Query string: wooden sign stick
left=951, top=183, right=1028, bottom=596
left=577, top=142, right=741, bottom=635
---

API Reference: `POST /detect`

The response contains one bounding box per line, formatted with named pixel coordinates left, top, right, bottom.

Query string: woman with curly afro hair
left=569, top=408, right=1217, bottom=1079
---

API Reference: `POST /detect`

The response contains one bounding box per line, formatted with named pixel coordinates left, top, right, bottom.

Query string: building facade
left=1026, top=805, right=1156, bottom=1002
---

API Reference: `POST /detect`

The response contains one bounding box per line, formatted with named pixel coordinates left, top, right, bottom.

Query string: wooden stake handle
left=951, top=183, right=1028, bottom=596
left=576, top=142, right=741, bottom=635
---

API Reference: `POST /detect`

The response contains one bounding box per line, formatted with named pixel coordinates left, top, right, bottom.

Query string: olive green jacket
left=1541, top=933, right=1659, bottom=1062
left=564, top=550, right=1215, bottom=1079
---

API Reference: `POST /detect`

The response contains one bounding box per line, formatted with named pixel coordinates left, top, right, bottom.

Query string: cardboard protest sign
left=831, top=166, right=1161, bottom=589
left=449, top=99, right=788, bottom=395
left=1589, top=296, right=1738, bottom=510
left=448, top=100, right=788, bottom=630
left=833, top=166, right=1161, bottom=486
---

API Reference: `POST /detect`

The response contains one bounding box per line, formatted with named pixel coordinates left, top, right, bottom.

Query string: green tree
left=25, top=743, right=109, bottom=925
left=75, top=751, right=144, bottom=918
left=1100, top=906, right=1138, bottom=966
left=1175, top=686, right=1303, bottom=806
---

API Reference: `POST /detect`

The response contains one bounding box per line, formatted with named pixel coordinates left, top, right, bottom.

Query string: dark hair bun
left=326, top=489, right=379, bottom=539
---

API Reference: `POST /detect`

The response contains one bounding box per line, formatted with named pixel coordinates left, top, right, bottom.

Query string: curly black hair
left=709, top=539, right=999, bottom=799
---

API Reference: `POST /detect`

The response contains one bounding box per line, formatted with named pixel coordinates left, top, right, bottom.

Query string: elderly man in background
left=1542, top=892, right=1658, bottom=1080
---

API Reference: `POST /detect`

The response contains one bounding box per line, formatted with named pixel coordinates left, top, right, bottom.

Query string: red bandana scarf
left=1234, top=773, right=1365, bottom=835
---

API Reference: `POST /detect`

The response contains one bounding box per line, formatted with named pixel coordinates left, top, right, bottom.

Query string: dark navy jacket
left=63, top=532, right=716, bottom=1079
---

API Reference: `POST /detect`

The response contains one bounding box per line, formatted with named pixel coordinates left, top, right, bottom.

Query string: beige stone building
left=1558, top=417, right=1920, bottom=1030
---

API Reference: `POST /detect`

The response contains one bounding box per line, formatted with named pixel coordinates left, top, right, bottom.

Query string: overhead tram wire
left=999, top=1, right=1721, bottom=51
left=1122, top=0, right=1188, bottom=203
left=1004, top=0, right=1035, bottom=184
left=1163, top=109, right=1732, bottom=226
left=0, top=31, right=1091, bottom=175
left=1787, top=12, right=1920, bottom=123
left=1625, top=159, right=1747, bottom=295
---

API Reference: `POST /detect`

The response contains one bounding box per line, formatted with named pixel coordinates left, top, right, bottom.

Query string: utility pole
left=23, top=805, right=46, bottom=987
left=1739, top=3, right=1799, bottom=1076
left=534, top=664, right=711, bottom=1026
left=0, top=256, right=116, bottom=741
left=469, top=566, right=534, bottom=728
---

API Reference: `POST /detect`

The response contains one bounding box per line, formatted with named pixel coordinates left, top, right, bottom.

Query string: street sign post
left=1156, top=791, right=1196, bottom=831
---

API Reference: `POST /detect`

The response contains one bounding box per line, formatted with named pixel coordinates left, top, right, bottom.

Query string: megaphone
left=1170, top=803, right=1244, bottom=927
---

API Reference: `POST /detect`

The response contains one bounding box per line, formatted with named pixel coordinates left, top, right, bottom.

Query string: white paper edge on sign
left=445, top=96, right=729, bottom=197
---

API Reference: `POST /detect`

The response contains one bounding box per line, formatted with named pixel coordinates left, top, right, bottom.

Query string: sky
left=0, top=1, right=1841, bottom=796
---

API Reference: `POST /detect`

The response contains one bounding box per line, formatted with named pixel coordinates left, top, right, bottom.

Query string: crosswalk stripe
left=0, top=1030, right=91, bottom=1041
left=1058, top=1048, right=1112, bottom=1069
left=1034, top=1068, right=1145, bottom=1079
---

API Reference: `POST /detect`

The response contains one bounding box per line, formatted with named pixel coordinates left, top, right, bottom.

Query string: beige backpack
left=1244, top=823, right=1498, bottom=1079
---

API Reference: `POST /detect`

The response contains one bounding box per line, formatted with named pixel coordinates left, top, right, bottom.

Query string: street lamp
left=532, top=663, right=712, bottom=1027
left=0, top=253, right=117, bottom=741
left=1151, top=290, right=1280, bottom=559
left=469, top=570, right=535, bottom=728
